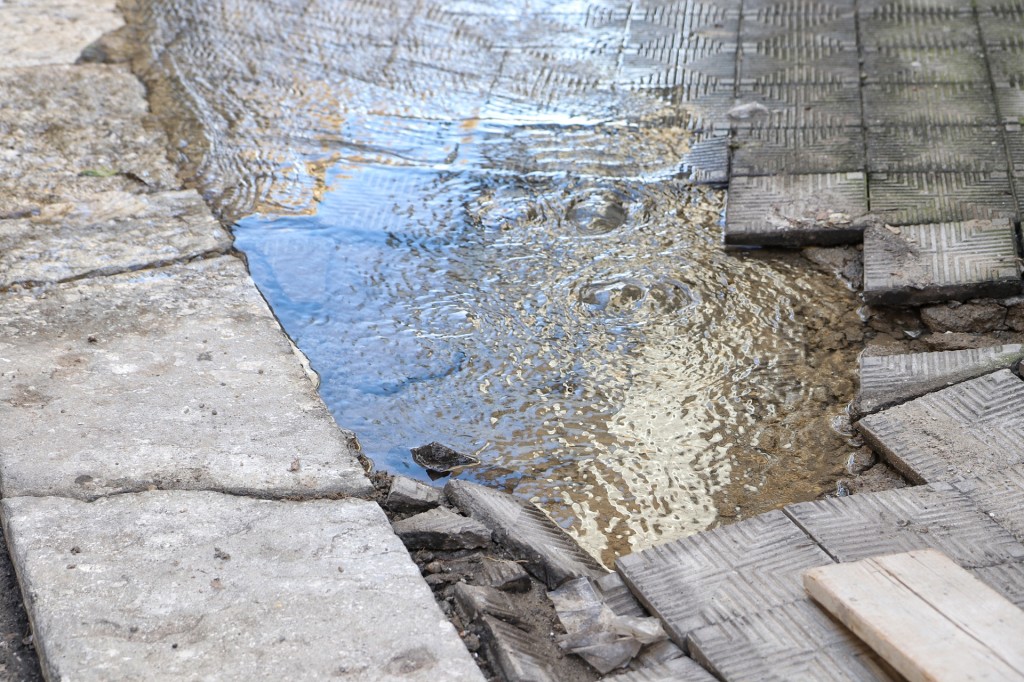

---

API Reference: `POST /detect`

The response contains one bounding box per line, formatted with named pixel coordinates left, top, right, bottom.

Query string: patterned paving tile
left=862, top=83, right=999, bottom=126
left=856, top=344, right=1024, bottom=415
left=730, top=81, right=862, bottom=129
left=615, top=510, right=834, bottom=649
left=682, top=130, right=729, bottom=186
left=865, top=125, right=1009, bottom=173
left=868, top=171, right=1017, bottom=225
left=977, top=8, right=1024, bottom=48
left=785, top=484, right=1024, bottom=567
left=953, top=463, right=1024, bottom=544
left=861, top=219, right=1022, bottom=305
left=689, top=601, right=898, bottom=682
left=725, top=172, right=868, bottom=245
left=862, top=46, right=988, bottom=84
left=731, top=126, right=863, bottom=175
left=855, top=370, right=1024, bottom=483
left=860, top=13, right=982, bottom=50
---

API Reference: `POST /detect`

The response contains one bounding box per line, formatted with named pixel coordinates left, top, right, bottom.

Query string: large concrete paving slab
left=855, top=369, right=1024, bottom=483
left=731, top=127, right=864, bottom=176
left=784, top=485, right=1024, bottom=569
left=1, top=491, right=483, bottom=681
left=724, top=172, right=868, bottom=246
left=865, top=125, right=1009, bottom=173
left=862, top=84, right=997, bottom=127
left=0, top=64, right=179, bottom=219
left=688, top=600, right=897, bottom=682
left=0, top=0, right=123, bottom=68
left=615, top=511, right=834, bottom=649
left=0, top=256, right=371, bottom=499
left=0, top=189, right=230, bottom=288
left=861, top=219, right=1022, bottom=305
left=855, top=344, right=1024, bottom=416
left=730, top=82, right=863, bottom=129
left=861, top=47, right=988, bottom=84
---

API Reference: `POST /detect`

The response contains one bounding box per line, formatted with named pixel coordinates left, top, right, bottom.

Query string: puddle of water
left=127, top=0, right=865, bottom=564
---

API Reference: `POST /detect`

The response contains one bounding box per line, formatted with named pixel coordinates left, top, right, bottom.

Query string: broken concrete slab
left=385, top=475, right=444, bottom=514
left=615, top=511, right=834, bottom=649
left=856, top=369, right=1024, bottom=483
left=392, top=507, right=492, bottom=551
left=473, top=559, right=531, bottom=593
left=444, top=480, right=608, bottom=589
left=952, top=463, right=1024, bottom=544
left=0, top=0, right=123, bottom=68
left=478, top=615, right=557, bottom=682
left=0, top=189, right=231, bottom=288
left=594, top=571, right=647, bottom=618
left=920, top=300, right=1009, bottom=332
left=724, top=173, right=868, bottom=246
left=855, top=344, right=1024, bottom=416
left=0, top=256, right=371, bottom=499
left=604, top=656, right=718, bottom=681
left=452, top=584, right=524, bottom=627
left=689, top=600, right=897, bottom=682
left=1, top=491, right=483, bottom=681
left=861, top=219, right=1022, bottom=305
left=784, top=485, right=1024, bottom=569
left=0, top=65, right=179, bottom=218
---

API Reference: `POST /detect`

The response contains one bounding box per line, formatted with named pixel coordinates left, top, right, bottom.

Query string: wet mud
left=121, top=0, right=873, bottom=563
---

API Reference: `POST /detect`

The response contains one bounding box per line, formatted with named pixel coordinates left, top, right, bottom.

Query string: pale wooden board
left=804, top=549, right=1024, bottom=682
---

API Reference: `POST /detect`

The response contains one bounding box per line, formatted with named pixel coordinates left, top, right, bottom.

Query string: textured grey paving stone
left=855, top=369, right=1024, bottom=483
left=970, top=562, right=1024, bottom=609
left=867, top=171, right=1018, bottom=225
left=444, top=480, right=608, bottom=589
left=724, top=172, right=868, bottom=246
left=987, top=46, right=1024, bottom=82
left=737, top=41, right=860, bottom=84
left=0, top=0, right=122, bottom=67
left=0, top=65, right=179, bottom=218
left=594, top=571, right=647, bottom=618
left=615, top=510, right=834, bottom=649
left=978, top=9, right=1024, bottom=48
left=0, top=189, right=231, bottom=288
left=995, top=83, right=1024, bottom=124
left=855, top=345, right=1024, bottom=416
left=739, top=12, right=856, bottom=43
left=862, top=83, right=999, bottom=126
left=858, top=0, right=974, bottom=17
left=478, top=615, right=556, bottom=682
left=688, top=600, right=897, bottom=682
left=861, top=219, right=1022, bottom=305
left=0, top=256, right=371, bottom=499
left=861, top=46, right=988, bottom=84
left=731, top=127, right=864, bottom=175
left=785, top=485, right=1024, bottom=568
left=953, top=463, right=1024, bottom=544
left=860, top=13, right=981, bottom=50
left=681, top=131, right=729, bottom=186
left=865, top=125, right=1009, bottom=173
left=730, top=82, right=862, bottom=129
left=2, top=492, right=482, bottom=682
left=605, top=656, right=718, bottom=681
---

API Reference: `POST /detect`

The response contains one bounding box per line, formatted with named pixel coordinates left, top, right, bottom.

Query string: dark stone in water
left=410, top=442, right=479, bottom=473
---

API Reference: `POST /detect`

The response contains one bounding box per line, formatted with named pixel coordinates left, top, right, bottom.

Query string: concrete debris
left=474, top=559, right=532, bottom=593
left=479, top=615, right=558, bottom=682
left=548, top=577, right=667, bottom=675
left=445, top=479, right=609, bottom=589
left=452, top=584, right=527, bottom=628
left=386, top=475, right=444, bottom=514
left=392, top=507, right=492, bottom=551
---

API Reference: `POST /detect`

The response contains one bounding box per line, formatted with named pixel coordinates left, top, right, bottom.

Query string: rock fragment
left=475, top=558, right=532, bottom=593
left=392, top=507, right=491, bottom=551
left=386, top=475, right=443, bottom=513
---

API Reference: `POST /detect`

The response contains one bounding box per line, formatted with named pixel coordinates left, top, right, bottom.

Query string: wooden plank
left=804, top=549, right=1024, bottom=682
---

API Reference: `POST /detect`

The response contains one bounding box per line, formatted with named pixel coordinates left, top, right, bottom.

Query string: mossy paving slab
left=724, top=172, right=868, bottom=246
left=855, top=344, right=1024, bottom=416
left=0, top=256, right=371, bottom=500
left=855, top=370, right=1024, bottom=483
left=615, top=510, right=834, bottom=649
left=689, top=600, right=898, bottom=682
left=861, top=219, right=1022, bottom=305
left=1, top=492, right=483, bottom=682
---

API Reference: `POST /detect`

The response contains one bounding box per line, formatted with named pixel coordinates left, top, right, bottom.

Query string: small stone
left=385, top=475, right=443, bottom=514
left=463, top=634, right=481, bottom=652
left=920, top=301, right=1007, bottom=333
left=391, top=507, right=491, bottom=551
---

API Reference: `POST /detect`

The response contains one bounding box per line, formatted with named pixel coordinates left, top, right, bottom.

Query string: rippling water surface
left=125, top=0, right=865, bottom=562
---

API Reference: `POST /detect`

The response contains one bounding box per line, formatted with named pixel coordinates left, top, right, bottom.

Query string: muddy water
left=124, top=0, right=865, bottom=563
